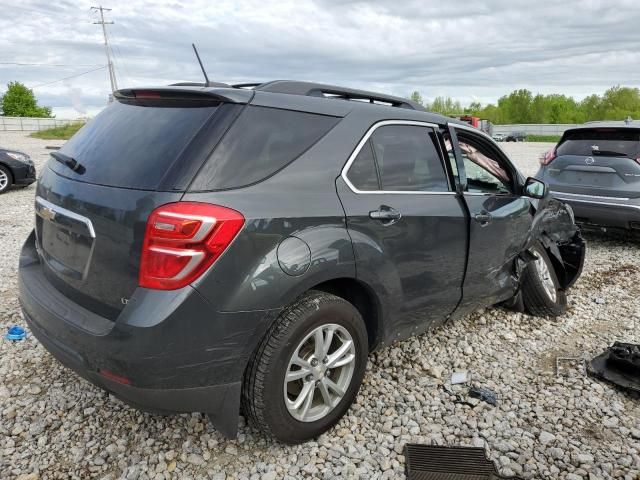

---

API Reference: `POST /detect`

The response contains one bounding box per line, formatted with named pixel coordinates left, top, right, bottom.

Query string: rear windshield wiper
left=50, top=152, right=86, bottom=174
left=592, top=149, right=630, bottom=158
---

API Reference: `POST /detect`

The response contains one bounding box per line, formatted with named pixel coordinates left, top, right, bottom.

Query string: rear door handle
left=369, top=206, right=401, bottom=224
left=473, top=212, right=492, bottom=226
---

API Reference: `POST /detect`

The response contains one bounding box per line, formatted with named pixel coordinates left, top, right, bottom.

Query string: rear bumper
left=18, top=231, right=277, bottom=437
left=550, top=191, right=640, bottom=229
left=24, top=311, right=240, bottom=432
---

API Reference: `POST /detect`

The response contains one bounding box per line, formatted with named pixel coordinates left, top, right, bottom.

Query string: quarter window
left=346, top=141, right=380, bottom=190
left=190, top=106, right=340, bottom=191
left=369, top=125, right=449, bottom=192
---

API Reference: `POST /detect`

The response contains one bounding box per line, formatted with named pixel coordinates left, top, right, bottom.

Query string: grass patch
left=30, top=122, right=85, bottom=140
left=525, top=134, right=562, bottom=143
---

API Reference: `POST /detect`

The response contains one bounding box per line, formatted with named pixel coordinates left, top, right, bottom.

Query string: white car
left=492, top=133, right=506, bottom=142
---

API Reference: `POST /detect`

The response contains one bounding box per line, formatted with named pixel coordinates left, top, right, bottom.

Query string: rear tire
left=242, top=291, right=368, bottom=444
left=0, top=165, right=13, bottom=194
left=521, top=243, right=567, bottom=317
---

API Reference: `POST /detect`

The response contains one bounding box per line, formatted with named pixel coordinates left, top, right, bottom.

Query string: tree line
left=410, top=86, right=640, bottom=124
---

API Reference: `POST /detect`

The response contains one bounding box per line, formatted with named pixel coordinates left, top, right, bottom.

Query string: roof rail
left=232, top=83, right=263, bottom=90
left=253, top=80, right=424, bottom=111
left=170, top=81, right=231, bottom=88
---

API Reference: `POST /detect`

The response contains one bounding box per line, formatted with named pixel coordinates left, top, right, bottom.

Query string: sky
left=1, top=0, right=639, bottom=118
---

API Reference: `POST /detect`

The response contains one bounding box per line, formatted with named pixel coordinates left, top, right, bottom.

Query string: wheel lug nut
left=322, top=358, right=328, bottom=364
left=306, top=375, right=313, bottom=382
left=311, top=359, right=318, bottom=367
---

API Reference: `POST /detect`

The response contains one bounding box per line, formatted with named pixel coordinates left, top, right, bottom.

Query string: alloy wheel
left=283, top=323, right=356, bottom=423
left=535, top=253, right=557, bottom=302
left=0, top=170, right=8, bottom=191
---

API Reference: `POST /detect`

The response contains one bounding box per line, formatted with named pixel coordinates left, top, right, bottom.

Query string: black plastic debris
left=588, top=342, right=640, bottom=394
left=469, top=387, right=498, bottom=406
left=404, top=444, right=523, bottom=479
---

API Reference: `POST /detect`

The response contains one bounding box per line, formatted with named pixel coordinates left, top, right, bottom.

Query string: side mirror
left=524, top=177, right=547, bottom=199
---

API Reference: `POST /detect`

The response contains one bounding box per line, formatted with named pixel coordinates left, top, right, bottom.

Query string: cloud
left=1, top=0, right=639, bottom=117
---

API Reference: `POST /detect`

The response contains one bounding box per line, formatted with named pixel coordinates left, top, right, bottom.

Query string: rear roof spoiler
left=114, top=86, right=254, bottom=104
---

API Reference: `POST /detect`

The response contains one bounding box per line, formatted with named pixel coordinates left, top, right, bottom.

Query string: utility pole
left=91, top=6, right=118, bottom=93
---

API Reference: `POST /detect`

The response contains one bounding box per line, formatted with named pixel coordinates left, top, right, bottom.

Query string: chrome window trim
left=554, top=196, right=640, bottom=211
left=551, top=190, right=631, bottom=201
left=35, top=196, right=96, bottom=238
left=341, top=120, right=455, bottom=195
left=450, top=122, right=496, bottom=141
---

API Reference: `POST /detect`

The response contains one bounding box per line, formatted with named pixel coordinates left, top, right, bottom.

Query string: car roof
left=117, top=80, right=467, bottom=127
left=569, top=121, right=640, bottom=131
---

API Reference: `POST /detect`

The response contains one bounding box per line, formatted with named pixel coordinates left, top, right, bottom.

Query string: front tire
left=0, top=165, right=13, bottom=194
left=242, top=291, right=368, bottom=444
left=521, top=243, right=567, bottom=317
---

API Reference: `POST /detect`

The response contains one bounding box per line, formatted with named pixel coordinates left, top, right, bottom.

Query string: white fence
left=492, top=124, right=581, bottom=136
left=0, top=116, right=85, bottom=132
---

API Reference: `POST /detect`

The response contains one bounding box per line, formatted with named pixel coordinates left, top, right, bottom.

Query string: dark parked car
left=19, top=81, right=585, bottom=444
left=505, top=131, right=527, bottom=142
left=0, top=148, right=36, bottom=193
left=535, top=123, right=640, bottom=231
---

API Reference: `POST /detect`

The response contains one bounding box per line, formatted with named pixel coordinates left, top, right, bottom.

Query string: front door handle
left=473, top=212, right=493, bottom=226
left=369, top=206, right=401, bottom=224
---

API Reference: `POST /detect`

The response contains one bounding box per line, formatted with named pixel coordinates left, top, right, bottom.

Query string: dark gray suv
left=19, top=81, right=585, bottom=444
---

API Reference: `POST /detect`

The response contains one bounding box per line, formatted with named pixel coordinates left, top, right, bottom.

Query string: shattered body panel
left=589, top=343, right=640, bottom=393
left=526, top=197, right=586, bottom=290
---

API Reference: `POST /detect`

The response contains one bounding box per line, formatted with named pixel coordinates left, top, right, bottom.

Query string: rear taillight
left=540, top=148, right=557, bottom=166
left=139, top=202, right=244, bottom=290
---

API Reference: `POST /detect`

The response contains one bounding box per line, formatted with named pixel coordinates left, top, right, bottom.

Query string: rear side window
left=346, top=141, right=380, bottom=190
left=51, top=101, right=218, bottom=190
left=557, top=128, right=640, bottom=158
left=190, top=106, right=339, bottom=191
left=370, top=125, right=449, bottom=192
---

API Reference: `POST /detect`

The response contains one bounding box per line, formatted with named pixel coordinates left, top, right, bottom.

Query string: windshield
left=50, top=101, right=218, bottom=190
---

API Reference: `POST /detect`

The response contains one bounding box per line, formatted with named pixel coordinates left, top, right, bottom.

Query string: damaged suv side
left=19, top=81, right=585, bottom=444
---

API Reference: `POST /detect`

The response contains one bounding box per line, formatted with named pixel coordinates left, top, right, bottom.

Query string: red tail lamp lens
left=139, top=202, right=244, bottom=290
left=540, top=148, right=557, bottom=166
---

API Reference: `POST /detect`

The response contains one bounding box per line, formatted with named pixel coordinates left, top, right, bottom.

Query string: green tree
left=580, top=94, right=602, bottom=121
left=430, top=96, right=462, bottom=116
left=410, top=90, right=424, bottom=106
left=497, top=89, right=533, bottom=123
left=465, top=101, right=482, bottom=114
left=598, top=86, right=640, bottom=121
left=0, top=81, right=52, bottom=117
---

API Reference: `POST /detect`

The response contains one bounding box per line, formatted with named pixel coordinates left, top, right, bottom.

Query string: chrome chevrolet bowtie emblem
left=40, top=206, right=56, bottom=221
left=585, top=157, right=595, bottom=165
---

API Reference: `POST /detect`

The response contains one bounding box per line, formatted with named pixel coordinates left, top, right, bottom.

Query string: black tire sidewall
left=260, top=295, right=368, bottom=443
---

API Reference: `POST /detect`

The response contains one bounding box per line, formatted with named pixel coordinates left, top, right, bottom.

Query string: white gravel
left=1, top=133, right=639, bottom=480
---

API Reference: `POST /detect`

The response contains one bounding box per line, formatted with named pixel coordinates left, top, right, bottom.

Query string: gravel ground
left=1, top=132, right=639, bottom=480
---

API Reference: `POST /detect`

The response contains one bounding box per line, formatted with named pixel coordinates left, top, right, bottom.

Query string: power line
left=0, top=62, right=103, bottom=67
left=30, top=65, right=107, bottom=88
left=91, top=5, right=118, bottom=92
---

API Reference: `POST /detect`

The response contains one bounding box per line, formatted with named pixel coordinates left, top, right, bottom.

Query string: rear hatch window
left=557, top=128, right=640, bottom=158
left=50, top=100, right=219, bottom=190
left=189, top=106, right=340, bottom=191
